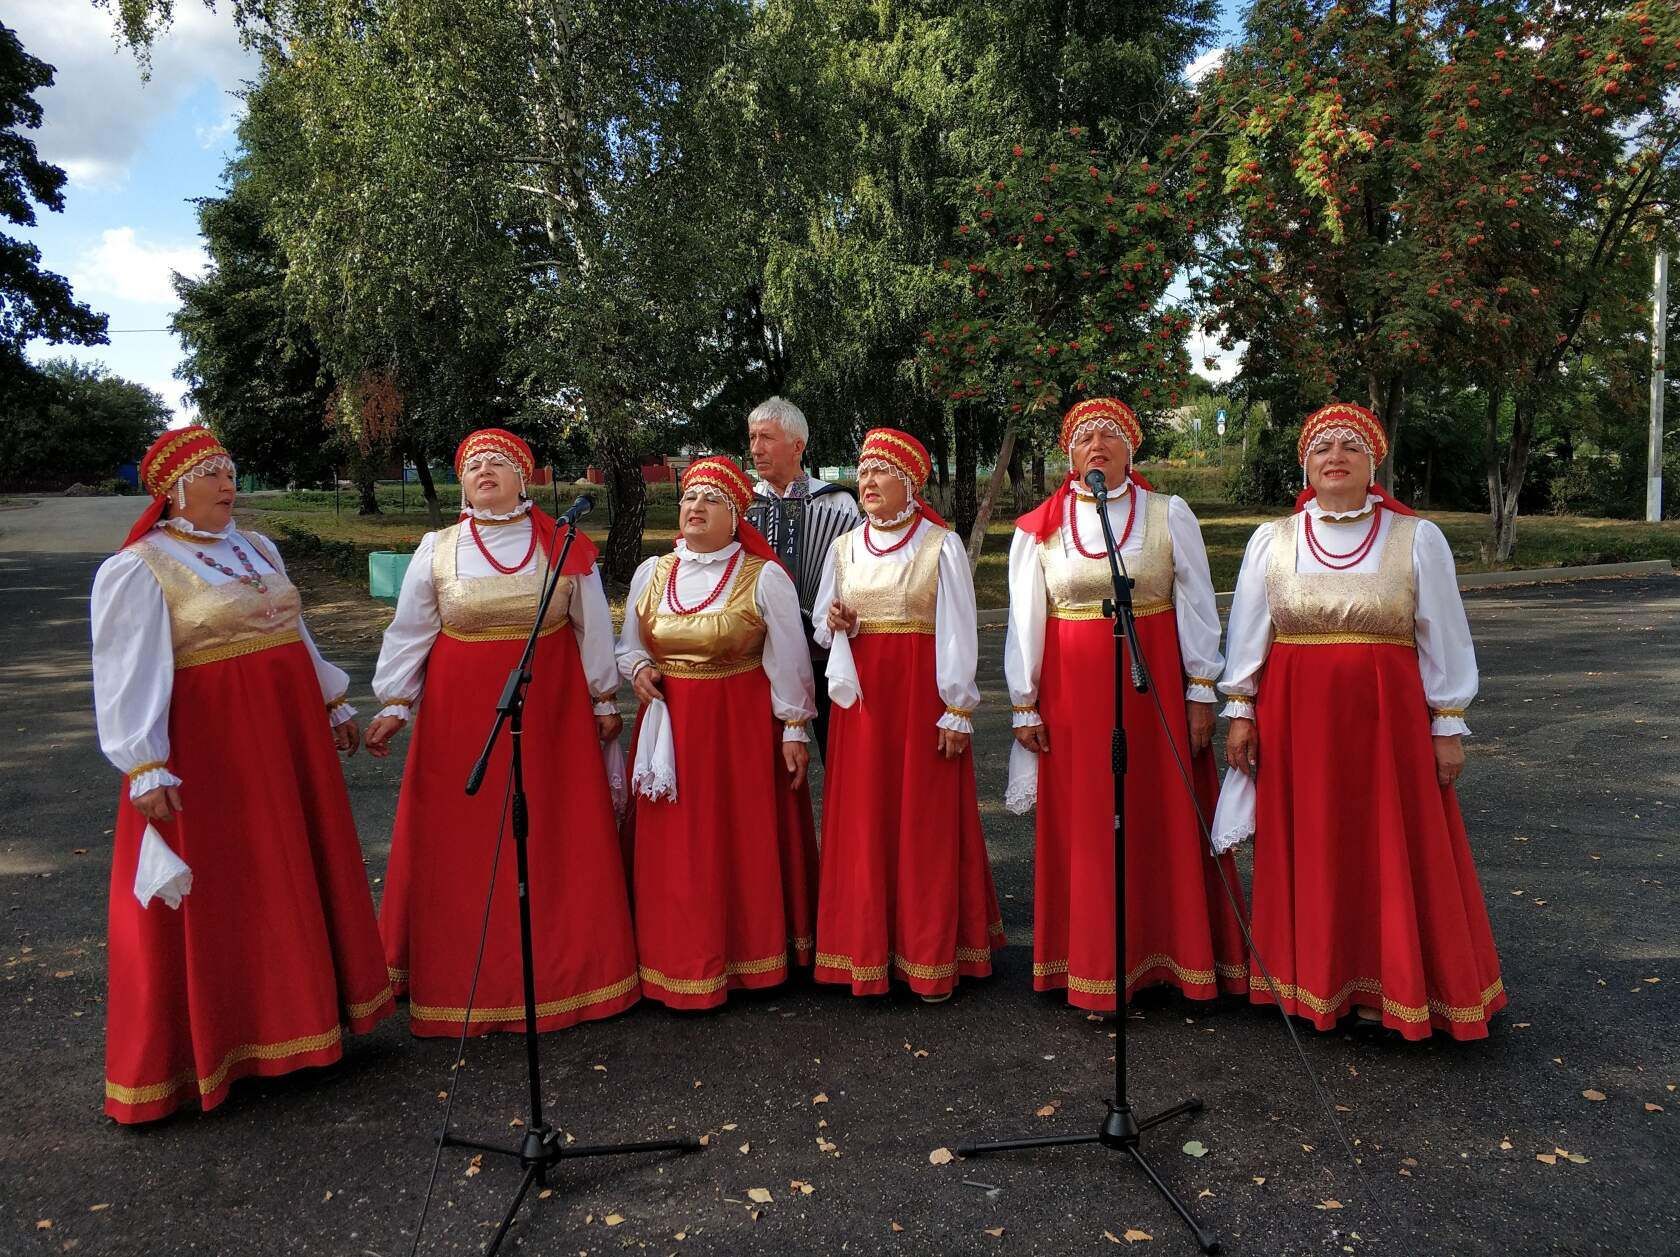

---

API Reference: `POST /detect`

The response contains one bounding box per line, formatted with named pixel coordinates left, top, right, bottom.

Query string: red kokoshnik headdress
left=121, top=425, right=234, bottom=549
left=678, top=455, right=781, bottom=564
left=857, top=427, right=949, bottom=528
left=457, top=426, right=600, bottom=574
left=1291, top=402, right=1415, bottom=516
left=1018, top=397, right=1154, bottom=542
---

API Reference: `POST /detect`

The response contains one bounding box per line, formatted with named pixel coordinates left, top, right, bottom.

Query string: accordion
left=747, top=484, right=862, bottom=620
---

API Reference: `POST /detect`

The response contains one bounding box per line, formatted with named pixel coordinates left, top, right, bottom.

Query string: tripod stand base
left=958, top=1098, right=1220, bottom=1254
left=443, top=1126, right=701, bottom=1255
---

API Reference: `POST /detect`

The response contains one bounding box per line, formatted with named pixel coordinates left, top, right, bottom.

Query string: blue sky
left=13, top=1, right=1247, bottom=423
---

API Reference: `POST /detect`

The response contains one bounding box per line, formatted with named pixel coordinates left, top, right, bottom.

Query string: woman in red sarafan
left=616, top=455, right=818, bottom=1009
left=365, top=428, right=639, bottom=1035
left=1004, top=397, right=1247, bottom=1012
left=1214, top=402, right=1505, bottom=1041
left=91, top=426, right=394, bottom=1124
left=811, top=427, right=1004, bottom=1001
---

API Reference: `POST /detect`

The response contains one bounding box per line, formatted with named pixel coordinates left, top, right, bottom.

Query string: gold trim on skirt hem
left=1033, top=951, right=1244, bottom=993
left=106, top=1025, right=345, bottom=1107
left=408, top=973, right=638, bottom=1024
left=1249, top=972, right=1504, bottom=1025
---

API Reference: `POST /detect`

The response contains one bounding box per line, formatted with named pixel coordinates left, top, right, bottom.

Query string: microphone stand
left=445, top=507, right=699, bottom=1255
left=957, top=470, right=1220, bottom=1255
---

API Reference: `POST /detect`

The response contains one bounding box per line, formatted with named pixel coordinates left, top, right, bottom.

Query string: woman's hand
left=825, top=600, right=859, bottom=636
left=1012, top=723, right=1050, bottom=754
left=937, top=728, right=970, bottom=759
left=782, top=741, right=810, bottom=791
left=1186, top=701, right=1215, bottom=755
left=364, top=715, right=407, bottom=759
left=631, top=663, right=665, bottom=705
left=595, top=713, right=623, bottom=743
left=1433, top=734, right=1465, bottom=788
left=333, top=719, right=361, bottom=757
left=1225, top=716, right=1258, bottom=778
left=134, top=784, right=183, bottom=822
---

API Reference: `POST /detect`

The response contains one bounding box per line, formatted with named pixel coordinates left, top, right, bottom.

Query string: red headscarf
left=1018, top=397, right=1154, bottom=541
left=1293, top=402, right=1415, bottom=516
left=678, top=455, right=781, bottom=564
left=121, top=426, right=233, bottom=549
left=457, top=427, right=599, bottom=574
left=857, top=427, right=949, bottom=527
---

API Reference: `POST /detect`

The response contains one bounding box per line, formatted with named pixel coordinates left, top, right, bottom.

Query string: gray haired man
left=745, top=396, right=862, bottom=755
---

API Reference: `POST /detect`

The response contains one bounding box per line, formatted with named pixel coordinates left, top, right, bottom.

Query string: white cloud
left=1186, top=48, right=1227, bottom=86
left=7, top=0, right=256, bottom=189
left=71, top=227, right=207, bottom=306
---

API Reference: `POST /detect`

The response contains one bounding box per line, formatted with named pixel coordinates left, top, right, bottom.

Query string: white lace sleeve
left=933, top=529, right=981, bottom=734
left=1412, top=520, right=1477, bottom=736
left=569, top=567, right=621, bottom=712
left=615, top=558, right=661, bottom=680
left=91, top=549, right=182, bottom=798
left=1217, top=524, right=1275, bottom=719
left=1003, top=527, right=1046, bottom=728
left=757, top=561, right=817, bottom=742
left=370, top=532, right=440, bottom=721
left=1166, top=497, right=1223, bottom=704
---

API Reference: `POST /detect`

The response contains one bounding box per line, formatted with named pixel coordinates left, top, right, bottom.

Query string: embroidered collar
left=756, top=473, right=810, bottom=500
left=1305, top=494, right=1379, bottom=522
left=159, top=516, right=235, bottom=542
left=865, top=502, right=918, bottom=530
left=462, top=500, right=533, bottom=523
left=675, top=538, right=742, bottom=565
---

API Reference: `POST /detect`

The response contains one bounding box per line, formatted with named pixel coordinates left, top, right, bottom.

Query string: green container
left=369, top=551, right=414, bottom=602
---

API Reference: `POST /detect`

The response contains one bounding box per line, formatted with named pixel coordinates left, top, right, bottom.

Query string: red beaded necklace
left=665, top=548, right=741, bottom=614
left=469, top=516, right=539, bottom=574
left=1302, top=504, right=1383, bottom=570
left=1068, top=486, right=1138, bottom=559
left=862, top=516, right=918, bottom=556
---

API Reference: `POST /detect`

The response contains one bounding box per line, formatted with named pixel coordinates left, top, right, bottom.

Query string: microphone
left=1084, top=467, right=1107, bottom=496
left=556, top=493, right=594, bottom=527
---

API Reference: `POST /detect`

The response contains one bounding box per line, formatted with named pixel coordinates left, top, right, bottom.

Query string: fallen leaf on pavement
left=1645, top=1103, right=1664, bottom=1113
left=1123, top=1228, right=1153, bottom=1242
left=698, top=1134, right=710, bottom=1147
left=88, top=1205, right=109, bottom=1213
left=983, top=1227, right=1005, bottom=1237
left=1035, top=1103, right=1058, bottom=1117
left=891, top=1221, right=905, bottom=1232
left=1583, top=1089, right=1606, bottom=1102
left=465, top=1154, right=482, bottom=1178
left=1182, top=1140, right=1208, bottom=1158
left=1197, top=1189, right=1215, bottom=1199
left=813, top=1093, right=829, bottom=1105
left=929, top=1147, right=955, bottom=1165
left=605, top=1213, right=625, bottom=1226
left=789, top=1180, right=815, bottom=1196
left=592, top=1064, right=607, bottom=1072
left=746, top=1188, right=773, bottom=1205
left=1252, top=1176, right=1266, bottom=1186
left=1316, top=1200, right=1343, bottom=1210
left=1499, top=1139, right=1513, bottom=1150
left=738, top=1142, right=751, bottom=1155
left=1536, top=1153, right=1558, bottom=1165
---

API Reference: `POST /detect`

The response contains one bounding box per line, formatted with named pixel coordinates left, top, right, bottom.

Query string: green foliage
left=0, top=22, right=108, bottom=378
left=0, top=358, right=169, bottom=487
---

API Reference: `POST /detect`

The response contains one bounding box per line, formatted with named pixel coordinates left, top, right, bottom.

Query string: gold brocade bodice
left=132, top=533, right=304, bottom=669
left=1264, top=511, right=1420, bottom=643
left=433, top=522, right=571, bottom=642
left=1039, top=490, right=1174, bottom=620
left=636, top=551, right=768, bottom=678
left=833, top=524, right=945, bottom=635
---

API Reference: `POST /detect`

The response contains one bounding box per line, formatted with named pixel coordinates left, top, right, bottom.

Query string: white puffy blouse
left=91, top=519, right=356, bottom=800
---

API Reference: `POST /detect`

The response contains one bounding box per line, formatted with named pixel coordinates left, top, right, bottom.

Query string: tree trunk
left=593, top=408, right=647, bottom=585
left=1008, top=442, right=1025, bottom=514
left=967, top=420, right=1016, bottom=570
left=1369, top=373, right=1407, bottom=493
left=953, top=403, right=978, bottom=542
left=1484, top=390, right=1534, bottom=564
left=409, top=438, right=442, bottom=528
left=350, top=446, right=381, bottom=515
left=1032, top=453, right=1046, bottom=498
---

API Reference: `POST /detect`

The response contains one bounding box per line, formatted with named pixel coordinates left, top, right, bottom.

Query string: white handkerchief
left=630, top=699, right=678, bottom=802
left=825, top=631, right=861, bottom=709
left=1004, top=741, right=1039, bottom=815
left=602, top=737, right=629, bottom=822
left=1210, top=767, right=1257, bottom=855
left=134, top=823, right=192, bottom=909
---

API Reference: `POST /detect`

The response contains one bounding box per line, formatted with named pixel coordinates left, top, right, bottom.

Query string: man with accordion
left=745, top=396, right=863, bottom=754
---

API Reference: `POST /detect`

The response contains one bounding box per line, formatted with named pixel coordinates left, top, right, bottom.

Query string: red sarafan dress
left=1217, top=507, right=1505, bottom=1040
left=812, top=520, right=1004, bottom=997
left=618, top=545, right=818, bottom=1009
left=1006, top=486, right=1248, bottom=1010
left=91, top=528, right=394, bottom=1124
left=375, top=520, right=639, bottom=1035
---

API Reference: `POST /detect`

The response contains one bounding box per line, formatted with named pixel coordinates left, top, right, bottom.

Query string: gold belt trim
left=175, top=629, right=302, bottom=670
left=441, top=617, right=568, bottom=643
left=1047, top=599, right=1172, bottom=621
left=656, top=656, right=763, bottom=680
left=105, top=1024, right=345, bottom=1107
left=1033, top=953, right=1248, bottom=993
left=854, top=619, right=935, bottom=636
left=408, top=972, right=638, bottom=1024
left=1252, top=972, right=1505, bottom=1024
left=1273, top=631, right=1414, bottom=647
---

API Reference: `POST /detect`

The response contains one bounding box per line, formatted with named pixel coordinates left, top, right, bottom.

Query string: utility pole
left=1649, top=249, right=1668, bottom=522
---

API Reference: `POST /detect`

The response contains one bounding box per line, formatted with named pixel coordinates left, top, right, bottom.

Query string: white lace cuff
left=938, top=708, right=974, bottom=735
left=1220, top=698, right=1256, bottom=720
left=592, top=700, right=619, bottom=717
left=327, top=699, right=358, bottom=728
left=128, top=766, right=182, bottom=800
left=781, top=723, right=811, bottom=744
left=375, top=701, right=413, bottom=722
left=1011, top=707, right=1043, bottom=729
left=1185, top=683, right=1218, bottom=705
left=1431, top=716, right=1472, bottom=737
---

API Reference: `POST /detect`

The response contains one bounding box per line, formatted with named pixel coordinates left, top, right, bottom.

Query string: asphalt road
left=2, top=496, right=1676, bottom=1257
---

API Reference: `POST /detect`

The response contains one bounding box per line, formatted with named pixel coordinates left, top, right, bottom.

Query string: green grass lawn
left=239, top=481, right=1680, bottom=609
